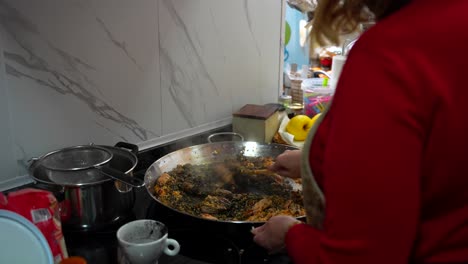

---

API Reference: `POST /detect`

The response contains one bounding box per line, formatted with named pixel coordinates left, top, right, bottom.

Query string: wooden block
left=232, top=104, right=280, bottom=143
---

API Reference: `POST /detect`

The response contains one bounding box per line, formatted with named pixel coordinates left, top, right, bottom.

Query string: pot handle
left=33, top=182, right=66, bottom=194
left=114, top=142, right=139, bottom=155
left=98, top=166, right=145, bottom=188
left=207, top=132, right=244, bottom=143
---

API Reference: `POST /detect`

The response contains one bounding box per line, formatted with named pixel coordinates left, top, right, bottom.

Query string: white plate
left=0, top=209, right=54, bottom=264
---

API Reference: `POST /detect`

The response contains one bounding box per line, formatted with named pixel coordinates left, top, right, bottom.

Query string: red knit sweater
left=285, top=0, right=468, bottom=263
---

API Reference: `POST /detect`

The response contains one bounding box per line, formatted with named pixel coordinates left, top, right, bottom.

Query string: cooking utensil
left=144, top=141, right=302, bottom=224
left=30, top=142, right=139, bottom=231
left=35, top=145, right=143, bottom=188
left=39, top=145, right=113, bottom=171
left=99, top=142, right=140, bottom=193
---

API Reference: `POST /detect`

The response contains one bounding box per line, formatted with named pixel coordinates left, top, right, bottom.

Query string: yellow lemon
left=286, top=113, right=322, bottom=141
left=286, top=115, right=313, bottom=141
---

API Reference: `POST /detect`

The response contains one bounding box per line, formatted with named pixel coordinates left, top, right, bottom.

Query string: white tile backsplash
left=0, top=0, right=284, bottom=188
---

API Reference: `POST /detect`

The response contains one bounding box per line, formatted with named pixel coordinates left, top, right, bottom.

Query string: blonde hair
left=310, top=0, right=411, bottom=47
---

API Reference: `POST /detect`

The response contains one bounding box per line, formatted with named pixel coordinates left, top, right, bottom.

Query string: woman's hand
left=251, top=215, right=301, bottom=254
left=268, top=149, right=302, bottom=179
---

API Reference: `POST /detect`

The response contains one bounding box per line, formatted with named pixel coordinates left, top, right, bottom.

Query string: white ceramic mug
left=117, top=220, right=180, bottom=264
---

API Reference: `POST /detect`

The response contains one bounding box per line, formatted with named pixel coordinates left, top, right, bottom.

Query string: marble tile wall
left=0, top=0, right=284, bottom=189
left=0, top=32, right=18, bottom=185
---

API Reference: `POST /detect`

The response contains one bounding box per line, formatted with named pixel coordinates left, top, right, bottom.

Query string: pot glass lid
left=40, top=145, right=113, bottom=171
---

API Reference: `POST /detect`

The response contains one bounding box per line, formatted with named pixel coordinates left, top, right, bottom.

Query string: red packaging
left=1, top=188, right=68, bottom=263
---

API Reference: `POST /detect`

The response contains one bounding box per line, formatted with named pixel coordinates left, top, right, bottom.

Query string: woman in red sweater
left=252, top=0, right=468, bottom=263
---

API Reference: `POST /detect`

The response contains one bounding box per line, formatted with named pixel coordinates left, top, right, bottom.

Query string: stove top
left=64, top=187, right=292, bottom=264
left=63, top=125, right=292, bottom=264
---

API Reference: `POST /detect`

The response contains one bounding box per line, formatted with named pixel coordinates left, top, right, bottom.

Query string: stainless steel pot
left=29, top=142, right=139, bottom=231
left=144, top=141, right=302, bottom=225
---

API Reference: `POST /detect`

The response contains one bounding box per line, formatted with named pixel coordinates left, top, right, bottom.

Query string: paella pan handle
left=99, top=166, right=145, bottom=188
left=207, top=132, right=244, bottom=143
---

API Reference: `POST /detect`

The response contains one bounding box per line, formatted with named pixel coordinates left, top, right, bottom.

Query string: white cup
left=117, top=220, right=180, bottom=264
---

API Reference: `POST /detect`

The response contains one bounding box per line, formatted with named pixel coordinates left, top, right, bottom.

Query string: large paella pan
left=144, top=141, right=305, bottom=224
